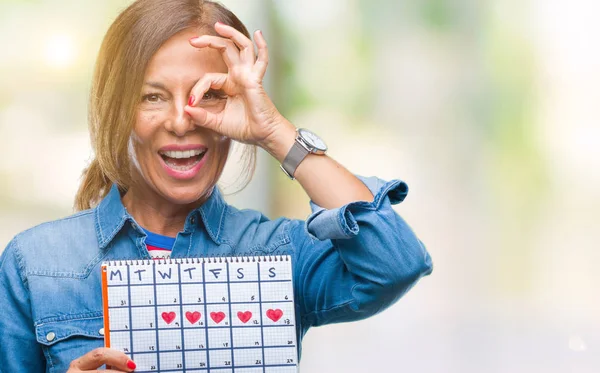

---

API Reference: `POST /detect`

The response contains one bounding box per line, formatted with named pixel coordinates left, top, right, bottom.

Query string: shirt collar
left=95, top=183, right=227, bottom=249
left=196, top=185, right=228, bottom=244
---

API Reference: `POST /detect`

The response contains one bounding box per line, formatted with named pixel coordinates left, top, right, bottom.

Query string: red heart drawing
left=237, top=311, right=252, bottom=323
left=210, top=311, right=226, bottom=324
left=266, top=309, right=283, bottom=322
left=185, top=311, right=201, bottom=324
left=161, top=311, right=176, bottom=324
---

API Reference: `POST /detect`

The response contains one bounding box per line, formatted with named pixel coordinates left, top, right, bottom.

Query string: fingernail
left=127, top=360, right=136, bottom=370
left=215, top=21, right=223, bottom=26
left=188, top=95, right=195, bottom=106
left=189, top=36, right=198, bottom=42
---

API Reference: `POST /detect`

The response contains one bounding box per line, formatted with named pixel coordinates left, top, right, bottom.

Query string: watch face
left=299, top=129, right=327, bottom=151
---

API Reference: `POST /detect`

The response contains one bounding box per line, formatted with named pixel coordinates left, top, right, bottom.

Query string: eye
left=141, top=93, right=162, bottom=103
left=202, top=90, right=226, bottom=101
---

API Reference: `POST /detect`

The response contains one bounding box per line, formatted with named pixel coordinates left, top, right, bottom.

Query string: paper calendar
left=101, top=256, right=298, bottom=373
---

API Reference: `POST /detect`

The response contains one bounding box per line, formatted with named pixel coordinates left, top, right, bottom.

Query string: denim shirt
left=0, top=176, right=432, bottom=373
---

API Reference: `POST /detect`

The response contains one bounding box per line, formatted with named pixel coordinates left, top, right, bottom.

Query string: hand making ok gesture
left=185, top=22, right=290, bottom=149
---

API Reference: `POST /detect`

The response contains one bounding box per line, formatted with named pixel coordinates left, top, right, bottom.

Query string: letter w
left=157, top=268, right=172, bottom=279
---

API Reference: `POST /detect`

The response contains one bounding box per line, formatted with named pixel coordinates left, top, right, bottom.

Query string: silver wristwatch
left=280, top=128, right=327, bottom=179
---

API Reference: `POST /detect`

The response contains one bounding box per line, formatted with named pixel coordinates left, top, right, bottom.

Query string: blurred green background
left=1, top=0, right=599, bottom=371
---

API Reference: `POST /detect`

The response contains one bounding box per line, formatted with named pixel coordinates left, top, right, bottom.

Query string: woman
left=0, top=0, right=432, bottom=372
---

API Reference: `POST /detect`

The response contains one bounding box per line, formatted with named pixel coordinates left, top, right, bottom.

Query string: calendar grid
left=108, top=299, right=293, bottom=308
left=126, top=264, right=134, bottom=362
left=202, top=261, right=211, bottom=371
left=152, top=262, right=161, bottom=371
left=108, top=279, right=291, bottom=287
left=105, top=324, right=294, bottom=332
left=102, top=257, right=298, bottom=372
left=112, top=344, right=295, bottom=355
left=225, top=261, right=235, bottom=371
left=257, top=260, right=266, bottom=373
left=177, top=263, right=186, bottom=372
left=129, top=362, right=297, bottom=373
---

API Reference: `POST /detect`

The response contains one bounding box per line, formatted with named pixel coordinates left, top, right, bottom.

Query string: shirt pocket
left=245, top=236, right=292, bottom=256
left=247, top=245, right=279, bottom=255
left=35, top=315, right=105, bottom=373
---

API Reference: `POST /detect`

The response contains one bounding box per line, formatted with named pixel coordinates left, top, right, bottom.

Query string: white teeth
left=160, top=149, right=205, bottom=159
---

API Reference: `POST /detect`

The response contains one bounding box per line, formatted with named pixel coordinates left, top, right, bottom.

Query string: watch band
left=280, top=140, right=310, bottom=179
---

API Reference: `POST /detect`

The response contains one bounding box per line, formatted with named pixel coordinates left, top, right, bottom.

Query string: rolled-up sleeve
left=292, top=176, right=433, bottom=328
left=305, top=176, right=410, bottom=240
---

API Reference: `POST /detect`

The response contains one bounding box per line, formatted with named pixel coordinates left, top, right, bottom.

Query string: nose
left=164, top=98, right=195, bottom=137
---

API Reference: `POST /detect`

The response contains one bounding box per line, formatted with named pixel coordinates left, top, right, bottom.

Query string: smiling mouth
left=159, top=149, right=207, bottom=171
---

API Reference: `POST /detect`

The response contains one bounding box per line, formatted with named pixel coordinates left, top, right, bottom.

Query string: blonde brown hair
left=75, top=0, right=256, bottom=211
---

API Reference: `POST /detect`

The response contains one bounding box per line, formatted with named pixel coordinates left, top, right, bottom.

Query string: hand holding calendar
left=66, top=347, right=136, bottom=372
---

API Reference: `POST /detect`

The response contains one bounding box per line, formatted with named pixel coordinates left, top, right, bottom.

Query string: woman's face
left=130, top=29, right=230, bottom=205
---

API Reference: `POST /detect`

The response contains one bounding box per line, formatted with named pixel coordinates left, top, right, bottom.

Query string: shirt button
left=46, top=332, right=56, bottom=342
left=190, top=217, right=196, bottom=224
left=99, top=328, right=105, bottom=336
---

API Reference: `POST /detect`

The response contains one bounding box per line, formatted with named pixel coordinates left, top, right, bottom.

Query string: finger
left=184, top=105, right=222, bottom=133
left=188, top=72, right=230, bottom=106
left=253, top=30, right=269, bottom=78
left=190, top=35, right=240, bottom=68
left=185, top=73, right=226, bottom=133
left=215, top=21, right=256, bottom=64
left=74, top=348, right=135, bottom=372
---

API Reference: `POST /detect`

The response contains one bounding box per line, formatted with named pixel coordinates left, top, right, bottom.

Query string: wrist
left=259, top=118, right=297, bottom=162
